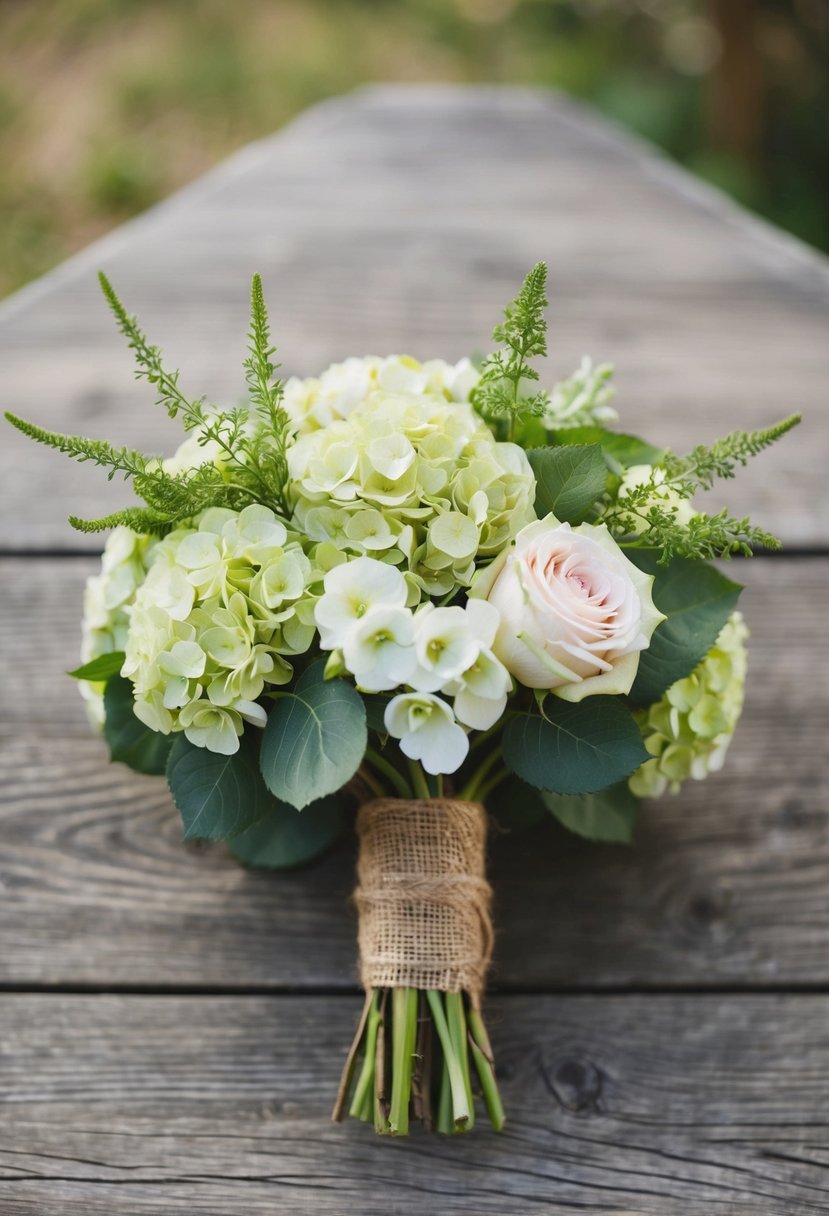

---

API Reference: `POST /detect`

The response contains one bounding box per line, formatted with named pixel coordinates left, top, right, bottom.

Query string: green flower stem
left=411, top=992, right=433, bottom=1131
left=467, top=1005, right=505, bottom=1132
left=436, top=1055, right=454, bottom=1135
left=408, top=759, right=432, bottom=801
left=476, top=769, right=509, bottom=802
left=358, top=764, right=385, bottom=800
left=348, top=990, right=381, bottom=1121
left=332, top=989, right=373, bottom=1122
left=445, top=992, right=475, bottom=1131
left=389, top=987, right=418, bottom=1135
left=467, top=722, right=502, bottom=755
left=364, top=748, right=413, bottom=799
left=374, top=993, right=389, bottom=1133
left=426, top=990, right=470, bottom=1129
left=459, top=746, right=502, bottom=801
left=468, top=1037, right=506, bottom=1132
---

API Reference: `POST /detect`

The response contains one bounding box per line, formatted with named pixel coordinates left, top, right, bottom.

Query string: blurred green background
left=1, top=0, right=827, bottom=298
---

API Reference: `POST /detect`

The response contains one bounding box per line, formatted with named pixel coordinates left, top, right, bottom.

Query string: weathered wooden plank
left=1, top=555, right=826, bottom=988
left=0, top=87, right=824, bottom=549
left=1, top=993, right=828, bottom=1214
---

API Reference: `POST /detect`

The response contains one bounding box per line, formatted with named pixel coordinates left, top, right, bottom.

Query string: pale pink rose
left=471, top=515, right=664, bottom=701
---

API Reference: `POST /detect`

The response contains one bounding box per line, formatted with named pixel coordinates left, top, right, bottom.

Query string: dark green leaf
left=229, top=795, right=346, bottom=869
left=103, top=675, right=172, bottom=776
left=295, top=657, right=328, bottom=692
left=552, top=426, right=664, bottom=469
left=361, top=693, right=391, bottom=736
left=67, top=651, right=125, bottom=682
left=260, top=675, right=366, bottom=809
left=543, top=782, right=639, bottom=844
left=629, top=552, right=742, bottom=705
left=503, top=699, right=649, bottom=795
left=486, top=774, right=547, bottom=831
left=166, top=732, right=273, bottom=841
left=527, top=444, right=607, bottom=524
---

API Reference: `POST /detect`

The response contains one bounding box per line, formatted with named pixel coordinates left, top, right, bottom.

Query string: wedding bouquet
left=7, top=265, right=797, bottom=1136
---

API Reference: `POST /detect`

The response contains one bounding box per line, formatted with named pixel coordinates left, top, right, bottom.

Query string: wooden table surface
left=1, top=85, right=827, bottom=1215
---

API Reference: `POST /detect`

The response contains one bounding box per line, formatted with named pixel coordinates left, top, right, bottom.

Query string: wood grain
left=1, top=555, right=826, bottom=988
left=1, top=993, right=828, bottom=1215
left=0, top=87, right=824, bottom=549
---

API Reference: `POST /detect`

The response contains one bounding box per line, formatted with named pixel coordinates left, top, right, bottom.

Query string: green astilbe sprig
left=3, top=414, right=153, bottom=481
left=472, top=262, right=551, bottom=438
left=5, top=274, right=294, bottom=534
left=659, top=415, right=801, bottom=493
left=602, top=414, right=801, bottom=563
left=241, top=272, right=293, bottom=513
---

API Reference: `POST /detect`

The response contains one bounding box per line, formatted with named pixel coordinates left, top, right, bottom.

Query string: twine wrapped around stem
left=354, top=799, right=494, bottom=1008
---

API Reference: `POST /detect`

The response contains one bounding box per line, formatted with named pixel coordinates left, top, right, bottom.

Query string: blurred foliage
left=0, top=0, right=827, bottom=297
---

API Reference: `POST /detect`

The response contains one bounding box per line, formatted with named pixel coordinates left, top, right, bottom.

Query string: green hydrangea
left=79, top=526, right=157, bottom=727
left=629, top=612, right=749, bottom=798
left=122, top=505, right=323, bottom=754
left=287, top=367, right=536, bottom=597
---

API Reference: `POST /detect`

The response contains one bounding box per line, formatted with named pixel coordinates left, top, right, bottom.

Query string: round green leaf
left=503, top=699, right=649, bottom=796
left=543, top=783, right=639, bottom=844
left=260, top=675, right=367, bottom=810
left=527, top=444, right=608, bottom=524
left=166, top=732, right=273, bottom=841
left=629, top=553, right=742, bottom=706
left=551, top=426, right=664, bottom=469
left=229, top=795, right=346, bottom=869
left=103, top=675, right=172, bottom=776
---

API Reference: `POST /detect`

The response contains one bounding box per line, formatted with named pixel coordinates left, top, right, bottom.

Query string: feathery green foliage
left=660, top=415, right=801, bottom=493
left=98, top=271, right=205, bottom=425
left=99, top=271, right=288, bottom=510
left=602, top=414, right=800, bottom=562
left=68, top=508, right=172, bottom=535
left=241, top=272, right=292, bottom=511
left=4, top=412, right=152, bottom=480
left=472, top=262, right=551, bottom=437
left=7, top=273, right=294, bottom=535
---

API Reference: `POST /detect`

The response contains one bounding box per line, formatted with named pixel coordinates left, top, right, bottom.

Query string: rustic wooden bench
left=1, top=85, right=827, bottom=1214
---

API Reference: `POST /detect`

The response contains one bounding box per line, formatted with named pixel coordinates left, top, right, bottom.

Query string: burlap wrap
left=354, top=798, right=493, bottom=1006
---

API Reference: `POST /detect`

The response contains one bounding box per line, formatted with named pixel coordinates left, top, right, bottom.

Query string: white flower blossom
left=543, top=357, right=618, bottom=430
left=314, top=556, right=408, bottom=650
left=384, top=692, right=469, bottom=775
left=409, top=604, right=479, bottom=693
left=342, top=606, right=417, bottom=693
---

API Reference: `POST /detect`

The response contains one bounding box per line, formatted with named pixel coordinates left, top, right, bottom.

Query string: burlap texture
left=354, top=798, right=493, bottom=1005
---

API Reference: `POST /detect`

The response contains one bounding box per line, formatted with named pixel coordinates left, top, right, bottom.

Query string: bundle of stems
left=333, top=987, right=505, bottom=1135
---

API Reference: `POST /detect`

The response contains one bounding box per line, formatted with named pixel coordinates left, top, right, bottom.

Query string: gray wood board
left=1, top=993, right=828, bottom=1215
left=0, top=87, right=824, bottom=549
left=2, top=555, right=826, bottom=988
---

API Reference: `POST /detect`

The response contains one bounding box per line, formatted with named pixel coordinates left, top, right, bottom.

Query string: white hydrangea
left=629, top=612, right=749, bottom=798
left=314, top=556, right=512, bottom=773
left=123, top=505, right=319, bottom=755
left=288, top=370, right=536, bottom=597
left=79, top=527, right=157, bottom=727
left=543, top=357, right=618, bottom=430
left=283, top=354, right=480, bottom=434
